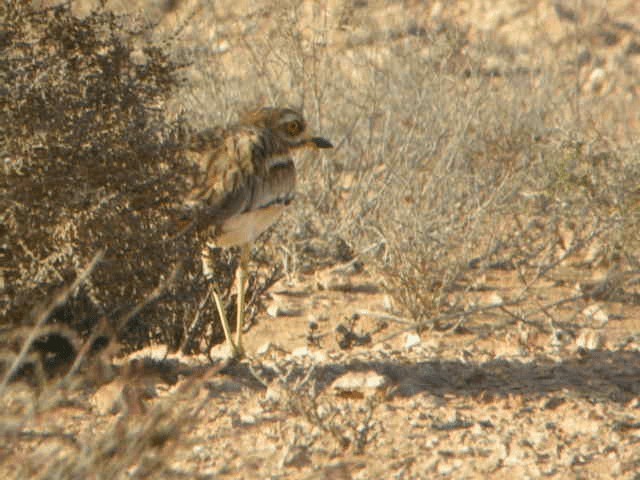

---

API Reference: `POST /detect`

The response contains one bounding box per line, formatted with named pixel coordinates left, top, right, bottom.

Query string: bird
left=184, top=107, right=333, bottom=358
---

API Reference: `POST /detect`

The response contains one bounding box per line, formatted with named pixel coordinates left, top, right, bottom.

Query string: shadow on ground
left=208, top=349, right=640, bottom=404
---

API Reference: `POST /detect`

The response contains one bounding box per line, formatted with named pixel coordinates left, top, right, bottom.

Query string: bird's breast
left=213, top=203, right=288, bottom=247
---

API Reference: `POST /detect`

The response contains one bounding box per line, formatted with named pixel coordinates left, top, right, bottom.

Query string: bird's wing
left=206, top=159, right=296, bottom=247
left=247, top=157, right=296, bottom=211
left=206, top=157, right=296, bottom=222
left=185, top=128, right=296, bottom=229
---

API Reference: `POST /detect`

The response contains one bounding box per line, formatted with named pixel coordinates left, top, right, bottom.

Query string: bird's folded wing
left=248, top=159, right=296, bottom=211
left=188, top=158, right=296, bottom=229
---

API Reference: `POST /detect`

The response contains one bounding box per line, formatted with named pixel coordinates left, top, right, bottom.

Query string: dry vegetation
left=2, top=0, right=640, bottom=478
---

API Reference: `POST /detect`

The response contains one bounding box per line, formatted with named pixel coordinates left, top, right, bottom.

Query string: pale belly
left=213, top=204, right=286, bottom=247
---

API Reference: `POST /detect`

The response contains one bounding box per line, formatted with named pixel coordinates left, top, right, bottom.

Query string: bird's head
left=241, top=107, right=333, bottom=150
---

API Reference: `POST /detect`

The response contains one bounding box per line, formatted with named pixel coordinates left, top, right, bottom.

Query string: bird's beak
left=308, top=136, right=333, bottom=149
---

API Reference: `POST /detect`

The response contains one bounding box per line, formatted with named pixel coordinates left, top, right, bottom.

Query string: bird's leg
left=234, top=243, right=250, bottom=355
left=202, top=245, right=239, bottom=358
left=210, top=287, right=237, bottom=355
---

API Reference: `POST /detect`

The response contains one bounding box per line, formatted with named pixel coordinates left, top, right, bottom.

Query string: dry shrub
left=363, top=62, right=640, bottom=329
left=0, top=1, right=266, bottom=370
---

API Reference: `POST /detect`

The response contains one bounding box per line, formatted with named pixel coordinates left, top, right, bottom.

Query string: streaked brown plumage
left=185, top=107, right=333, bottom=357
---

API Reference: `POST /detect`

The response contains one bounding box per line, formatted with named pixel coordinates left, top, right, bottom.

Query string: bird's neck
left=258, top=129, right=291, bottom=156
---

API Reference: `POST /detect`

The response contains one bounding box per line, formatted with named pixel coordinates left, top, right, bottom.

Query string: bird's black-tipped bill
left=310, top=137, right=333, bottom=149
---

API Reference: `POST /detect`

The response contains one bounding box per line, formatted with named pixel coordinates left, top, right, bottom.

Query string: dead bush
left=0, top=1, right=268, bottom=371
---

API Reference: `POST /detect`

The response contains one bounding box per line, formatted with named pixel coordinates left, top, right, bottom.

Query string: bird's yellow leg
left=202, top=245, right=241, bottom=358
left=210, top=286, right=239, bottom=357
left=234, top=244, right=250, bottom=355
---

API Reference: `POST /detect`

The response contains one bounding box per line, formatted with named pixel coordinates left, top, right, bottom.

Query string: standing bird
left=185, top=107, right=333, bottom=358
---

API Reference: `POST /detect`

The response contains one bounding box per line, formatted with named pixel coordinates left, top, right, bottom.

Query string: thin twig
left=355, top=310, right=413, bottom=326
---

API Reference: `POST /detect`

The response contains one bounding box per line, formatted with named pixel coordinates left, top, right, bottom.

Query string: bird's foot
left=227, top=340, right=245, bottom=360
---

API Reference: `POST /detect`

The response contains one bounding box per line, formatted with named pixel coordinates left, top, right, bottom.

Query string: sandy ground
left=4, top=259, right=640, bottom=478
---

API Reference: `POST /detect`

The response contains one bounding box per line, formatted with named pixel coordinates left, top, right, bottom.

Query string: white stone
left=586, top=68, right=607, bottom=92
left=240, top=414, right=257, bottom=425
left=264, top=385, right=282, bottom=403
left=256, top=342, right=272, bottom=356
left=575, top=329, right=605, bottom=351
left=582, top=304, right=609, bottom=327
left=91, top=380, right=126, bottom=415
left=482, top=292, right=504, bottom=306
left=291, top=346, right=310, bottom=357
left=404, top=333, right=421, bottom=350
left=121, top=344, right=168, bottom=362
left=331, top=371, right=389, bottom=394
left=382, top=294, right=395, bottom=311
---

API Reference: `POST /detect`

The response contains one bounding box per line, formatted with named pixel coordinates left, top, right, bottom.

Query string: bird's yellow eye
left=286, top=121, right=302, bottom=136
